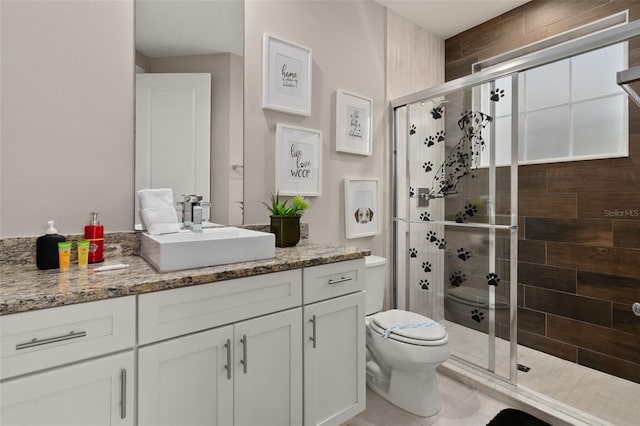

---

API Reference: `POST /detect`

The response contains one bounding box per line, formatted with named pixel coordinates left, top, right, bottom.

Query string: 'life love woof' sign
left=289, top=143, right=312, bottom=179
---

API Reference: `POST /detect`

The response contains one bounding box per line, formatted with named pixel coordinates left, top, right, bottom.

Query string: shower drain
left=517, top=363, right=531, bottom=372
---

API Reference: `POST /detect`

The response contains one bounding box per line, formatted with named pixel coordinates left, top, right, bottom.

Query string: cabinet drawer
left=0, top=296, right=135, bottom=380
left=302, top=259, right=365, bottom=304
left=138, top=269, right=302, bottom=344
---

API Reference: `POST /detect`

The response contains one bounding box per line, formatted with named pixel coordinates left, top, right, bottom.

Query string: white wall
left=0, top=0, right=444, bottom=259
left=0, top=0, right=134, bottom=237
left=386, top=10, right=445, bottom=309
left=244, top=0, right=386, bottom=255
left=145, top=53, right=244, bottom=225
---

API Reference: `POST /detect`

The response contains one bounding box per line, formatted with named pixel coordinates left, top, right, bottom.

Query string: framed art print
left=336, top=89, right=373, bottom=155
left=263, top=33, right=312, bottom=116
left=276, top=124, right=322, bottom=196
left=344, top=178, right=380, bottom=238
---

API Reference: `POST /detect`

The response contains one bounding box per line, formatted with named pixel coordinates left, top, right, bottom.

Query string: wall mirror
left=134, top=0, right=244, bottom=230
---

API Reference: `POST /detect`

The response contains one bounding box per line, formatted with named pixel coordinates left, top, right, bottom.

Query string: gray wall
left=1, top=0, right=134, bottom=237
left=0, top=0, right=442, bottom=264
left=244, top=0, right=386, bottom=255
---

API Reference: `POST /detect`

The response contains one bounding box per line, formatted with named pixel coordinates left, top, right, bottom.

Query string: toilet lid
left=371, top=310, right=447, bottom=343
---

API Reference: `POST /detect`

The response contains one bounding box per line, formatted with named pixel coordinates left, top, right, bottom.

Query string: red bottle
left=85, top=212, right=104, bottom=263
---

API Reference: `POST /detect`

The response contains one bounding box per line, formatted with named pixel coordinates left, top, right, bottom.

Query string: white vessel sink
left=141, top=227, right=275, bottom=272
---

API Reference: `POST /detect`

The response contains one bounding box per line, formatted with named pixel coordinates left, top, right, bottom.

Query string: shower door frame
left=390, top=18, right=640, bottom=386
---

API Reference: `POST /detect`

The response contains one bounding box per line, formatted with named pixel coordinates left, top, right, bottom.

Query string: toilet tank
left=365, top=255, right=386, bottom=315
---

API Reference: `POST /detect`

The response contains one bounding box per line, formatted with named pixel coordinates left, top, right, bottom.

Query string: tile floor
left=442, top=320, right=640, bottom=426
left=348, top=318, right=640, bottom=425
left=348, top=373, right=513, bottom=426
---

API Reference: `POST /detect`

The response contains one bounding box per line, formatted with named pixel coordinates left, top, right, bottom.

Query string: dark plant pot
left=270, top=215, right=301, bottom=247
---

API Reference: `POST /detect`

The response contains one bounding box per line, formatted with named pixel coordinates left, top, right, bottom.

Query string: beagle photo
left=345, top=178, right=380, bottom=239
left=354, top=207, right=374, bottom=224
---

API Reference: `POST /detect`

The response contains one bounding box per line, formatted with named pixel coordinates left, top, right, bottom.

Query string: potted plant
left=263, top=193, right=309, bottom=247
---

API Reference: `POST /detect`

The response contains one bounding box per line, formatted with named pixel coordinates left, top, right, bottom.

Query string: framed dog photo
left=276, top=124, right=322, bottom=196
left=345, top=178, right=380, bottom=239
left=262, top=33, right=312, bottom=116
left=336, top=89, right=373, bottom=156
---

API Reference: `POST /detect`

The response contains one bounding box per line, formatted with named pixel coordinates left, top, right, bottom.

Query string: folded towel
left=138, top=188, right=181, bottom=235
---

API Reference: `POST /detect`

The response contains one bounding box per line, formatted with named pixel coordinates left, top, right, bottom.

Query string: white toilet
left=364, top=255, right=450, bottom=417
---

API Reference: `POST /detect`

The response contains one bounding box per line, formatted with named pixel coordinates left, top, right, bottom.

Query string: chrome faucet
left=177, top=194, right=210, bottom=230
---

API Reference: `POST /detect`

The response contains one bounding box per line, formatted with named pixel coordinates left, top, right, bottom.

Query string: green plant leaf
left=262, top=192, right=308, bottom=216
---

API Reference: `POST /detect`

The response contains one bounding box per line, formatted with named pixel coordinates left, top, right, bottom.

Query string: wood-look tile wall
left=445, top=0, right=640, bottom=384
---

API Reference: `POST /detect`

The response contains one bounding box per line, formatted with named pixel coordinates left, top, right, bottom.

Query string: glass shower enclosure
left=392, top=74, right=519, bottom=383
left=391, top=19, right=640, bottom=396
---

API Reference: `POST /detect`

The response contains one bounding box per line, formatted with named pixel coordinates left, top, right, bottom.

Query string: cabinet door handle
left=328, top=276, right=352, bottom=285
left=240, top=334, right=248, bottom=374
left=16, top=330, right=87, bottom=350
left=120, top=368, right=127, bottom=419
left=309, top=315, right=317, bottom=348
left=224, top=338, right=232, bottom=380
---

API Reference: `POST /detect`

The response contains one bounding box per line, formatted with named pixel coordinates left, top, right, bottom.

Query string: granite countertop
left=0, top=241, right=370, bottom=316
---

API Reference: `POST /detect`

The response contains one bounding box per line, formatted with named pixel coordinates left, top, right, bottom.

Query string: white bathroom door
left=135, top=73, right=211, bottom=228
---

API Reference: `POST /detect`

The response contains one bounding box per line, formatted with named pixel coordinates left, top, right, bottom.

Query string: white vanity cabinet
left=0, top=296, right=136, bottom=426
left=303, top=259, right=366, bottom=426
left=138, top=326, right=234, bottom=426
left=0, top=256, right=367, bottom=426
left=137, top=269, right=303, bottom=426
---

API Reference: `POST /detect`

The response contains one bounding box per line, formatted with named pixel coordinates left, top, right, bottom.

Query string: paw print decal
left=457, top=248, right=472, bottom=261
left=422, top=261, right=432, bottom=273
left=486, top=272, right=500, bottom=286
left=409, top=248, right=417, bottom=258
left=409, top=186, right=415, bottom=197
left=464, top=204, right=478, bottom=218
left=450, top=271, right=466, bottom=287
left=419, top=212, right=431, bottom=222
left=424, top=131, right=445, bottom=147
left=409, top=124, right=416, bottom=135
left=431, top=106, right=443, bottom=119
left=427, top=230, right=438, bottom=243
left=455, top=203, right=479, bottom=223
left=471, top=309, right=485, bottom=323
left=420, top=279, right=430, bottom=290
left=437, top=238, right=447, bottom=250
left=423, top=161, right=433, bottom=172
left=490, top=89, right=505, bottom=102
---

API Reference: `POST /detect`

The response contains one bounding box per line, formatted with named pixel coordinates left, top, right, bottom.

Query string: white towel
left=138, top=188, right=181, bottom=235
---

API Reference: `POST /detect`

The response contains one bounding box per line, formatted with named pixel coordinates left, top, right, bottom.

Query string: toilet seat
left=369, top=310, right=447, bottom=346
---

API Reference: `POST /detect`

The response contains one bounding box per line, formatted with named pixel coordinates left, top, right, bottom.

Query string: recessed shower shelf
left=393, top=217, right=517, bottom=231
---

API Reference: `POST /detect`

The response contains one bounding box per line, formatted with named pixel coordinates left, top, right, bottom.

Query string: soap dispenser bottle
left=36, top=220, right=66, bottom=270
left=84, top=212, right=104, bottom=263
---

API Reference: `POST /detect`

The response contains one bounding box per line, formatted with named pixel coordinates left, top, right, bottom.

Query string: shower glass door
left=393, top=75, right=518, bottom=383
